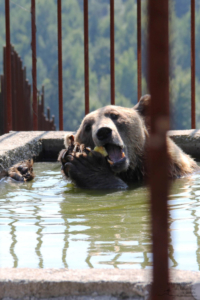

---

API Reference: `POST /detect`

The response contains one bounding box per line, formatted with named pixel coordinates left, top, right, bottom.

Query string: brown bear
left=58, top=95, right=198, bottom=190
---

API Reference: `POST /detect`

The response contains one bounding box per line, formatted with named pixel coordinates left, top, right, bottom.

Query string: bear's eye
left=85, top=124, right=91, bottom=132
left=110, top=113, right=119, bottom=120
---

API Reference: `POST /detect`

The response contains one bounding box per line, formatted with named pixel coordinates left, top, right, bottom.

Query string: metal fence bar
left=137, top=0, right=142, bottom=102
left=31, top=0, right=38, bottom=130
left=25, top=78, right=32, bottom=131
left=84, top=0, right=89, bottom=115
left=21, top=59, right=25, bottom=130
left=11, top=47, right=16, bottom=129
left=191, top=0, right=195, bottom=129
left=19, top=57, right=23, bottom=130
left=57, top=0, right=63, bottom=130
left=15, top=49, right=20, bottom=129
left=5, top=0, right=12, bottom=133
left=148, top=0, right=170, bottom=299
left=21, top=58, right=25, bottom=130
left=0, top=75, right=4, bottom=135
left=0, top=44, right=56, bottom=133
left=110, top=0, right=115, bottom=105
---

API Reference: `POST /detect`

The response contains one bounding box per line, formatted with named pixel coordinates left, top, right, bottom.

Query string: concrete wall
left=1, top=268, right=200, bottom=300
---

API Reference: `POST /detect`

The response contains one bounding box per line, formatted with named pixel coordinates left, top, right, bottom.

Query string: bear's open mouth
left=93, top=143, right=127, bottom=172
left=104, top=144, right=126, bottom=165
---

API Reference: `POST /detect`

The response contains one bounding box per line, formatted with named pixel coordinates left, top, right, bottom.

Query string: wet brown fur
left=59, top=95, right=199, bottom=189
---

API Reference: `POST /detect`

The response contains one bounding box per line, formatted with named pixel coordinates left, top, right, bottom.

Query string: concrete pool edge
left=0, top=131, right=72, bottom=169
left=0, top=269, right=200, bottom=299
left=0, top=129, right=200, bottom=169
left=168, top=129, right=200, bottom=160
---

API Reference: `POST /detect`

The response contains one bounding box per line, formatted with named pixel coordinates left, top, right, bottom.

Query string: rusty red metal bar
left=137, top=0, right=142, bottom=102
left=148, top=0, right=170, bottom=299
left=5, top=0, right=12, bottom=133
left=10, top=47, right=15, bottom=129
left=0, top=75, right=4, bottom=134
left=18, top=57, right=23, bottom=130
left=1, top=44, right=55, bottom=133
left=110, top=0, right=115, bottom=105
left=191, top=0, right=196, bottom=129
left=31, top=0, right=38, bottom=130
left=84, top=0, right=89, bottom=115
left=57, top=0, right=63, bottom=130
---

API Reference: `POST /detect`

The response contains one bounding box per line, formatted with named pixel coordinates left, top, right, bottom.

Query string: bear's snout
left=97, top=127, right=112, bottom=141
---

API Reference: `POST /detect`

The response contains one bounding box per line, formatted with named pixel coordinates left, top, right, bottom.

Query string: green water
left=0, top=162, right=200, bottom=270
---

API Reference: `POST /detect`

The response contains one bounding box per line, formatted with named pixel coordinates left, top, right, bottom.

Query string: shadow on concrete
left=0, top=131, right=19, bottom=143
left=190, top=129, right=200, bottom=137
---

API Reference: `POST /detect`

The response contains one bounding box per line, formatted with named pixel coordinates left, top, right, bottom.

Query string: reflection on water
left=168, top=170, right=200, bottom=270
left=0, top=162, right=200, bottom=270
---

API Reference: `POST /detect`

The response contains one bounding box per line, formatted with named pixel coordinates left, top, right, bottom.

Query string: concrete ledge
left=0, top=129, right=200, bottom=169
left=168, top=129, right=200, bottom=160
left=0, top=269, right=149, bottom=300
left=1, top=269, right=200, bottom=300
left=0, top=131, right=72, bottom=169
left=1, top=129, right=200, bottom=169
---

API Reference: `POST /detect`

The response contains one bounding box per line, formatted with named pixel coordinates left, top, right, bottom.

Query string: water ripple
left=0, top=162, right=200, bottom=270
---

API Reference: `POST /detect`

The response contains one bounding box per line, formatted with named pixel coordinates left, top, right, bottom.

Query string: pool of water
left=0, top=162, right=200, bottom=270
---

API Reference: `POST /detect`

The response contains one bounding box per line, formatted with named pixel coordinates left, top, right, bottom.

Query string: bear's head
left=74, top=95, right=150, bottom=174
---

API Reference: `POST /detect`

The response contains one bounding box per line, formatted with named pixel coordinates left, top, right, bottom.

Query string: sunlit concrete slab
left=0, top=131, right=72, bottom=169
left=168, top=129, right=200, bottom=160
left=1, top=268, right=200, bottom=300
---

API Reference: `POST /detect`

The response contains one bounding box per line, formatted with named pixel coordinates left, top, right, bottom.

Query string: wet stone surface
left=0, top=131, right=72, bottom=169
left=1, top=269, right=200, bottom=300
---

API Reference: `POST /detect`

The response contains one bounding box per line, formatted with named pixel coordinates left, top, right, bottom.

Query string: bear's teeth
left=107, top=159, right=114, bottom=165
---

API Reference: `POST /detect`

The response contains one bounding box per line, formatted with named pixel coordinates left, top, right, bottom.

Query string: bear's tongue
left=105, top=144, right=125, bottom=163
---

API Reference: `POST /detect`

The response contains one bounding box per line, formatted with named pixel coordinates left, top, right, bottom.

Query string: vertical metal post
left=5, top=0, right=12, bottom=132
left=110, top=0, right=115, bottom=105
left=148, top=0, right=170, bottom=299
left=191, top=0, right=196, bottom=129
left=31, top=0, right=38, bottom=130
left=137, top=0, right=142, bottom=102
left=84, top=0, right=89, bottom=115
left=11, top=47, right=16, bottom=130
left=57, top=0, right=63, bottom=130
left=18, top=58, right=23, bottom=130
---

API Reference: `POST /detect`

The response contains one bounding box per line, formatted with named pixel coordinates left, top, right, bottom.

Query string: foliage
left=0, top=0, right=200, bottom=130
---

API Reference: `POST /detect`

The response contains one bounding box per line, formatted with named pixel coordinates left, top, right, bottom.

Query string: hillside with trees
left=0, top=0, right=200, bottom=130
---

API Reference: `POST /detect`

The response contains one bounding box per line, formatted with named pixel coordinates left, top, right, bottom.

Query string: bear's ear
left=133, top=94, right=151, bottom=118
